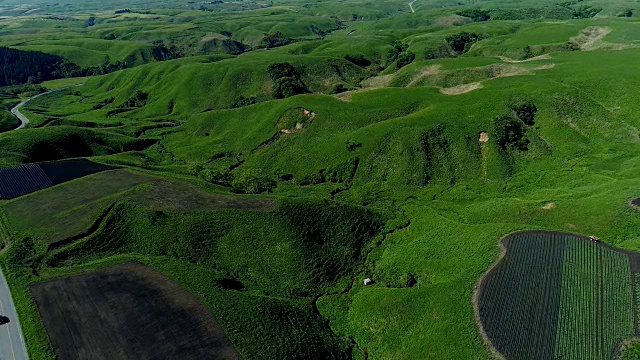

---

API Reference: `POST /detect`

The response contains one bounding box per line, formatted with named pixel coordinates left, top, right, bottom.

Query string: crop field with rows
left=479, top=231, right=637, bottom=360
left=0, top=159, right=112, bottom=199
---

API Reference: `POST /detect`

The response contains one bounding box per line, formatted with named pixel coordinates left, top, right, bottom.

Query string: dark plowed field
left=39, top=158, right=113, bottom=185
left=0, top=159, right=113, bottom=199
left=31, top=262, right=239, bottom=360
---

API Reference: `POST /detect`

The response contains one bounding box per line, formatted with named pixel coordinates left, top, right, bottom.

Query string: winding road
left=0, top=84, right=83, bottom=360
left=0, top=267, right=28, bottom=360
left=409, top=0, right=417, bottom=13
left=10, top=84, right=83, bottom=130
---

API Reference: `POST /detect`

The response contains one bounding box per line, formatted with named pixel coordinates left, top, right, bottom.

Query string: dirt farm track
left=31, top=262, right=239, bottom=360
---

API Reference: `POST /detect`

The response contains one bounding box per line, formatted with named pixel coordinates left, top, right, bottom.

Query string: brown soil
left=572, top=26, right=612, bottom=51
left=497, top=54, right=551, bottom=63
left=336, top=75, right=393, bottom=101
left=434, top=15, right=472, bottom=26
left=440, top=82, right=483, bottom=95
left=541, top=202, right=556, bottom=210
left=125, top=177, right=276, bottom=212
left=31, top=262, right=240, bottom=360
left=407, top=65, right=441, bottom=87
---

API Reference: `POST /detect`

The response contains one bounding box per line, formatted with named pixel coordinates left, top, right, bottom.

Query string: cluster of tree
left=455, top=9, right=491, bottom=22
left=123, top=90, right=149, bottom=108
left=150, top=40, right=183, bottom=61
left=201, top=38, right=248, bottom=55
left=231, top=95, right=258, bottom=109
left=423, top=42, right=453, bottom=60
left=491, top=115, right=529, bottom=151
left=491, top=98, right=538, bottom=151
left=446, top=32, right=482, bottom=54
left=106, top=91, right=149, bottom=116
left=190, top=164, right=277, bottom=194
left=344, top=53, right=371, bottom=67
left=491, top=7, right=569, bottom=20
left=0, top=47, right=67, bottom=87
left=267, top=63, right=309, bottom=99
left=386, top=41, right=415, bottom=70
left=261, top=31, right=293, bottom=49
left=570, top=5, right=602, bottom=18
left=84, top=16, right=96, bottom=27
left=509, top=99, right=538, bottom=126
left=618, top=9, right=634, bottom=17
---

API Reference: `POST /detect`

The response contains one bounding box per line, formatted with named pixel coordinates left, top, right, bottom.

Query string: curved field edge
left=0, top=196, right=390, bottom=359
left=473, top=230, right=640, bottom=360
left=472, top=231, right=508, bottom=360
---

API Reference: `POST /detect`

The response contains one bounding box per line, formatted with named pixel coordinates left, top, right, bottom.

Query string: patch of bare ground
left=201, top=33, right=228, bottom=43
left=441, top=63, right=553, bottom=95
left=434, top=14, right=472, bottom=26
left=498, top=54, right=551, bottom=63
left=32, top=262, right=240, bottom=360
left=571, top=26, right=612, bottom=51
left=479, top=133, right=489, bottom=178
left=407, top=64, right=441, bottom=87
left=542, top=202, right=556, bottom=210
left=126, top=178, right=276, bottom=212
left=534, top=63, right=555, bottom=70
left=336, top=74, right=393, bottom=101
left=440, top=82, right=483, bottom=95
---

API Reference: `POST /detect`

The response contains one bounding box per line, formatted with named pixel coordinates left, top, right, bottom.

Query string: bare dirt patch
left=336, top=75, right=393, bottom=101
left=542, top=202, right=556, bottom=210
left=440, top=82, right=483, bottom=95
left=32, top=262, right=240, bottom=360
left=126, top=177, right=276, bottom=212
left=434, top=14, right=472, bottom=26
left=571, top=26, right=612, bottom=51
left=408, top=64, right=441, bottom=87
left=479, top=132, right=489, bottom=143
left=498, top=54, right=551, bottom=63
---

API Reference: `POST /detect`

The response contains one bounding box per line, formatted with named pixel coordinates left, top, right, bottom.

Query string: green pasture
left=3, top=0, right=640, bottom=359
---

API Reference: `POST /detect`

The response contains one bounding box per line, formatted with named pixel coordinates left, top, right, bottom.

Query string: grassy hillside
left=4, top=0, right=640, bottom=359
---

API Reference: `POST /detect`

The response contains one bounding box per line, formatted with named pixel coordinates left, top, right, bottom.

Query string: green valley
left=1, top=0, right=640, bottom=359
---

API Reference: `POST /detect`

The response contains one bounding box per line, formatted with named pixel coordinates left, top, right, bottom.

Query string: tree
left=267, top=63, right=299, bottom=81
left=491, top=114, right=529, bottom=151
left=396, top=51, right=415, bottom=69
left=455, top=9, right=491, bottom=22
left=344, top=54, right=371, bottom=67
left=446, top=32, right=482, bottom=54
left=618, top=9, right=633, bottom=17
left=84, top=16, right=96, bottom=27
left=267, top=63, right=308, bottom=99
left=509, top=99, right=537, bottom=126
left=386, top=41, right=409, bottom=64
left=232, top=169, right=276, bottom=194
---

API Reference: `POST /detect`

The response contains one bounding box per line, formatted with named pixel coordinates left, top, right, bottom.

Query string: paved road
left=0, top=84, right=82, bottom=360
left=0, top=267, right=28, bottom=360
left=10, top=84, right=84, bottom=129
